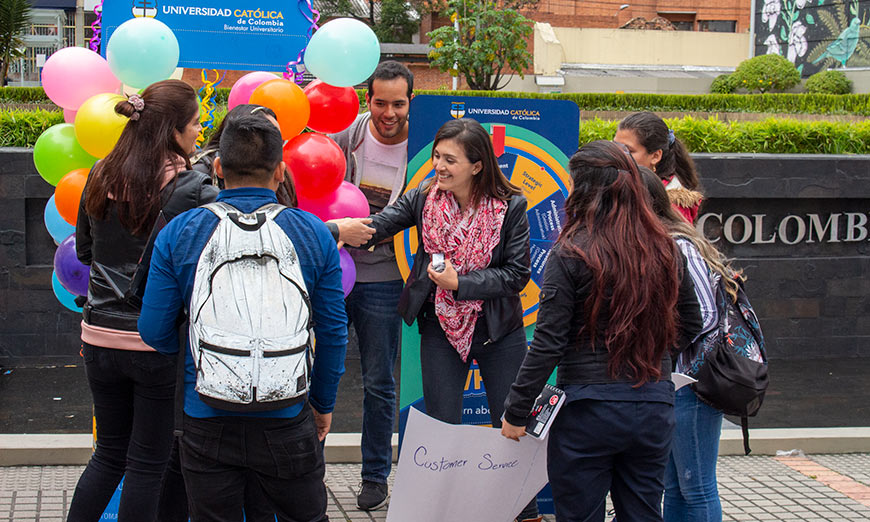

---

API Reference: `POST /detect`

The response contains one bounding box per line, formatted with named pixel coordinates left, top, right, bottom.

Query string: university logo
left=132, top=0, right=158, bottom=18
left=450, top=102, right=465, bottom=119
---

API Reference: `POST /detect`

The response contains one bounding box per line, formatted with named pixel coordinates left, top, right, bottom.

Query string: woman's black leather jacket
left=362, top=186, right=531, bottom=344
left=76, top=170, right=218, bottom=331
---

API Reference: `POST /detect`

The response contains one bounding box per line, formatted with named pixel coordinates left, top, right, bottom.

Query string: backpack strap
left=741, top=415, right=752, bottom=455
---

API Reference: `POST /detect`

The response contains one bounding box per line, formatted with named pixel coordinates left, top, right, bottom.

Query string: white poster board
left=387, top=407, right=549, bottom=522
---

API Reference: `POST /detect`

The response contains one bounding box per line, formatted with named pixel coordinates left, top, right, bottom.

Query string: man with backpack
left=138, top=112, right=347, bottom=521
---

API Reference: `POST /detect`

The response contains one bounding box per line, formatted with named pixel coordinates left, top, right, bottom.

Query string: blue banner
left=101, top=1, right=312, bottom=71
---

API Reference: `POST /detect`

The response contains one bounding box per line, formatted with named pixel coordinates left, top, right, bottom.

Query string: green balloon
left=33, top=124, right=97, bottom=186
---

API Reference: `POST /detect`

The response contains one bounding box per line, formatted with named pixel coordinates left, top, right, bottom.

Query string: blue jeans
left=345, top=279, right=403, bottom=484
left=663, top=387, right=723, bottom=522
left=68, top=343, right=176, bottom=522
left=548, top=399, right=674, bottom=522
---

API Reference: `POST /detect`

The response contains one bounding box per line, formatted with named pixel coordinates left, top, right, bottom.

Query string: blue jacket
left=138, top=188, right=347, bottom=419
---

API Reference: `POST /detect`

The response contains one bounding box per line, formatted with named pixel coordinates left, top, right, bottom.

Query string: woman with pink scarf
left=354, top=118, right=538, bottom=522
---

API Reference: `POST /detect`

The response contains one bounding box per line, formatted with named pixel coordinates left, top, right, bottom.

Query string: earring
left=651, top=163, right=657, bottom=173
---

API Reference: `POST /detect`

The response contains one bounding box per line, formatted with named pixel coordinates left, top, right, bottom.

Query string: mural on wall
left=756, top=0, right=870, bottom=75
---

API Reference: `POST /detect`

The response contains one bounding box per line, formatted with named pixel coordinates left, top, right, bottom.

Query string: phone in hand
left=431, top=253, right=446, bottom=273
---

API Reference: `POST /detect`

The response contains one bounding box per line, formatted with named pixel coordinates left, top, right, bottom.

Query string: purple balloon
left=339, top=248, right=356, bottom=298
left=54, top=234, right=89, bottom=297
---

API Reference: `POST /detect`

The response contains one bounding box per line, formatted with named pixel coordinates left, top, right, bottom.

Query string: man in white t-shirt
left=329, top=60, right=413, bottom=511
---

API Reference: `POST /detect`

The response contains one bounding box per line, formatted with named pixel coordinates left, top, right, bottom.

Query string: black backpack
left=684, top=276, right=768, bottom=455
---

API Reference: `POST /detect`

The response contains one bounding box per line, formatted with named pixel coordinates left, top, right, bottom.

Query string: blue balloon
left=44, top=195, right=75, bottom=245
left=106, top=17, right=179, bottom=88
left=304, top=18, right=380, bottom=88
left=52, top=270, right=83, bottom=313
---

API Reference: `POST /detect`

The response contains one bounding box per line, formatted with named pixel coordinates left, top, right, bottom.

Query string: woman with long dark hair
left=640, top=166, right=741, bottom=522
left=501, top=141, right=702, bottom=521
left=615, top=111, right=704, bottom=223
left=350, top=118, right=539, bottom=522
left=69, top=79, right=218, bottom=521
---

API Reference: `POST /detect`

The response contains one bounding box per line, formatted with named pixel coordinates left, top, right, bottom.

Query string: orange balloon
left=55, top=168, right=89, bottom=226
left=249, top=79, right=311, bottom=140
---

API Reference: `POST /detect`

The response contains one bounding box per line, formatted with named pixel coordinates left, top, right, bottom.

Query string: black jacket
left=362, top=186, right=531, bottom=344
left=503, top=238, right=703, bottom=426
left=76, top=170, right=218, bottom=331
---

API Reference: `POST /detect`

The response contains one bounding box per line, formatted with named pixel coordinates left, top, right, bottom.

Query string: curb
left=0, top=433, right=400, bottom=466
left=3, top=429, right=870, bottom=466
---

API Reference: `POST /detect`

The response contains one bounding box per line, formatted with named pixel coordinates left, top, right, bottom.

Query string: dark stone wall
left=1, top=149, right=868, bottom=365
left=693, top=153, right=870, bottom=360
left=0, top=148, right=81, bottom=366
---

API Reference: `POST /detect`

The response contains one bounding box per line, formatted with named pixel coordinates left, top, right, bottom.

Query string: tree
left=426, top=0, right=533, bottom=91
left=316, top=0, right=420, bottom=43
left=0, top=0, right=31, bottom=84
left=373, top=0, right=419, bottom=43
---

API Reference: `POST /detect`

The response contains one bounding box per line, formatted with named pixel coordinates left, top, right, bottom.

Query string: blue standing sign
left=101, top=1, right=312, bottom=71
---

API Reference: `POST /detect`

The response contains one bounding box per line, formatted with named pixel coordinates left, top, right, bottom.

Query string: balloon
left=74, top=93, right=128, bottom=158
left=304, top=80, right=361, bottom=134
left=63, top=108, right=77, bottom=124
left=33, top=124, right=97, bottom=186
left=54, top=234, right=89, bottom=297
left=54, top=168, right=90, bottom=226
left=298, top=181, right=369, bottom=221
left=304, top=18, right=380, bottom=87
left=228, top=71, right=279, bottom=111
left=41, top=47, right=121, bottom=110
left=44, top=195, right=75, bottom=245
left=283, top=133, right=345, bottom=200
left=52, top=271, right=83, bottom=313
left=106, top=17, right=179, bottom=88
left=338, top=248, right=356, bottom=298
left=249, top=79, right=310, bottom=140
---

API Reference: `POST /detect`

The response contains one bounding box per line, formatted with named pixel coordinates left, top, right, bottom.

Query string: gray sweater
left=329, top=113, right=409, bottom=282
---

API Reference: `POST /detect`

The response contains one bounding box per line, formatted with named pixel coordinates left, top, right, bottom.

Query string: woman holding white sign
left=501, top=141, right=702, bottom=522
left=351, top=118, right=540, bottom=522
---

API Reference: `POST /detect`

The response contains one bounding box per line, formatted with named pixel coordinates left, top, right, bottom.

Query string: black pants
left=180, top=407, right=328, bottom=522
left=547, top=399, right=675, bottom=522
left=68, top=343, right=177, bottom=522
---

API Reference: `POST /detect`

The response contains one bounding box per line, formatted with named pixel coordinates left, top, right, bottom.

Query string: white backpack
left=188, top=202, right=313, bottom=411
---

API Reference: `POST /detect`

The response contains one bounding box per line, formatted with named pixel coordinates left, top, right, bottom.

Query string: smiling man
left=329, top=60, right=413, bottom=511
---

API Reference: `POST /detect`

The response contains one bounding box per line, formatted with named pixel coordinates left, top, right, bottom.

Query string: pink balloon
left=228, top=71, right=280, bottom=110
left=339, top=248, right=356, bottom=297
left=297, top=181, right=370, bottom=221
left=42, top=47, right=121, bottom=110
left=63, top=108, right=77, bottom=124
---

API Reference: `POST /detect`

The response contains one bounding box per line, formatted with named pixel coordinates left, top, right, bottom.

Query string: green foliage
left=410, top=89, right=870, bottom=115
left=733, top=54, right=801, bottom=93
left=0, top=0, right=32, bottom=82
left=805, top=69, right=852, bottom=94
left=426, top=0, right=533, bottom=91
left=577, top=117, right=870, bottom=155
left=0, top=86, right=50, bottom=103
left=710, top=74, right=738, bottom=94
left=373, top=0, right=420, bottom=43
left=0, top=109, right=63, bottom=147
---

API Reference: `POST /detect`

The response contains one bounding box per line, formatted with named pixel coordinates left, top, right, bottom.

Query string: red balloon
left=303, top=80, right=360, bottom=134
left=284, top=133, right=346, bottom=200
left=298, top=181, right=370, bottom=221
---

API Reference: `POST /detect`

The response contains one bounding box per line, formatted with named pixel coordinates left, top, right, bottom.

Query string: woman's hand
left=330, top=218, right=375, bottom=248
left=501, top=421, right=526, bottom=441
left=427, top=258, right=459, bottom=290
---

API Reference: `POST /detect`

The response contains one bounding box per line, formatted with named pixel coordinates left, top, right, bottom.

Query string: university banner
left=101, top=1, right=312, bottom=71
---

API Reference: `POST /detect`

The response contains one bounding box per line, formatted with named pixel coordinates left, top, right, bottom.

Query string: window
left=698, top=20, right=737, bottom=32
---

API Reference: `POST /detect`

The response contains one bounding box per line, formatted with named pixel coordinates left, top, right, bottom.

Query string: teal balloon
left=304, top=18, right=380, bottom=87
left=33, top=124, right=97, bottom=186
left=107, top=17, right=179, bottom=88
left=52, top=270, right=83, bottom=313
left=44, top=195, right=75, bottom=245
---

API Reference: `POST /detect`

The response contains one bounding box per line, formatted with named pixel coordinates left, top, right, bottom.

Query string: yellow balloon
left=74, top=93, right=128, bottom=158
